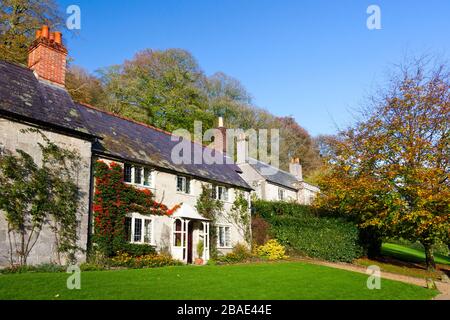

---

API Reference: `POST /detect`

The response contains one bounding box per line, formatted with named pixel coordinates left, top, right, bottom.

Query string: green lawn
left=0, top=262, right=437, bottom=300
left=382, top=243, right=450, bottom=265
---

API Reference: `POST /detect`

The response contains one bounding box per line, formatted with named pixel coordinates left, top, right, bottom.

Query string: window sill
left=125, top=182, right=156, bottom=190
left=176, top=192, right=196, bottom=197
left=129, top=241, right=156, bottom=246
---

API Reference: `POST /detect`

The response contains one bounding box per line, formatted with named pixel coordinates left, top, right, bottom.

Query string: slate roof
left=76, top=104, right=251, bottom=189
left=247, top=158, right=301, bottom=191
left=0, top=60, right=251, bottom=190
left=0, top=61, right=92, bottom=137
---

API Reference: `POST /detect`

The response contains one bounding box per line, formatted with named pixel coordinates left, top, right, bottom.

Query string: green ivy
left=92, top=161, right=175, bottom=258
left=195, top=184, right=223, bottom=259
left=0, top=129, right=82, bottom=266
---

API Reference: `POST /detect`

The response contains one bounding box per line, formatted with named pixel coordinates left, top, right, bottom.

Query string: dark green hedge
left=252, top=201, right=364, bottom=262
left=120, top=243, right=156, bottom=257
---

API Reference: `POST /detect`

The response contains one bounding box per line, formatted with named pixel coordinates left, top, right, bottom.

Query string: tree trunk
left=423, top=243, right=436, bottom=271
left=360, top=228, right=382, bottom=259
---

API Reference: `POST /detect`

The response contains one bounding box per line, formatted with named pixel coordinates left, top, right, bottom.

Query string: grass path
left=381, top=243, right=450, bottom=265
left=0, top=261, right=437, bottom=300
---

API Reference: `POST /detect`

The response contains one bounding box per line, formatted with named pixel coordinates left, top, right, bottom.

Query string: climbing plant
left=0, top=129, right=82, bottom=266
left=195, top=184, right=223, bottom=258
left=92, top=161, right=180, bottom=257
left=228, top=191, right=251, bottom=245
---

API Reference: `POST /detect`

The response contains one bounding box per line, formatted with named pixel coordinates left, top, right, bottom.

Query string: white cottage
left=0, top=26, right=252, bottom=266
left=234, top=133, right=320, bottom=204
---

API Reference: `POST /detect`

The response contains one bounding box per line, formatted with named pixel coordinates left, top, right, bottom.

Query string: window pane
left=278, top=189, right=284, bottom=200
left=185, top=178, right=190, bottom=194
left=225, top=227, right=231, bottom=247
left=174, top=220, right=182, bottom=247
left=177, top=176, right=184, bottom=192
left=144, top=219, right=152, bottom=243
left=175, top=219, right=182, bottom=231
left=134, top=218, right=142, bottom=242
left=134, top=166, right=142, bottom=184
left=124, top=217, right=132, bottom=242
left=219, top=226, right=225, bottom=247
left=143, top=168, right=152, bottom=186
left=174, top=233, right=181, bottom=246
left=124, top=164, right=132, bottom=183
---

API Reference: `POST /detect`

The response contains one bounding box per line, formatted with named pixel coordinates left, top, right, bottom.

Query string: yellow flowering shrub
left=256, top=239, right=288, bottom=260
left=111, top=252, right=133, bottom=265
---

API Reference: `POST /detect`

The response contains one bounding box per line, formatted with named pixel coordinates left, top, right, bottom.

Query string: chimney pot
left=28, top=25, right=67, bottom=87
left=218, top=117, right=224, bottom=128
left=54, top=32, right=62, bottom=44
left=41, top=25, right=49, bottom=38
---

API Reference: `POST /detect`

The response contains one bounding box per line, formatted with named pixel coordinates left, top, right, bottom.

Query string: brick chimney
left=289, top=158, right=303, bottom=181
left=214, top=117, right=227, bottom=154
left=28, top=25, right=67, bottom=87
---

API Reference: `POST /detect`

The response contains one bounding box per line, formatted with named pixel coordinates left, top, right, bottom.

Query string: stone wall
left=0, top=118, right=92, bottom=266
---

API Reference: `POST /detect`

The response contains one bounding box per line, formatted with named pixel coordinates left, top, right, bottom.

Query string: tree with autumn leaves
left=316, top=58, right=449, bottom=270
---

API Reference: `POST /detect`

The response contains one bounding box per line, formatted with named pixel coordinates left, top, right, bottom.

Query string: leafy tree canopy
left=316, top=58, right=450, bottom=270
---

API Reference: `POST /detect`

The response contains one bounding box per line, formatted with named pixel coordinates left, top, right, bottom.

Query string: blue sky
left=58, top=0, right=450, bottom=136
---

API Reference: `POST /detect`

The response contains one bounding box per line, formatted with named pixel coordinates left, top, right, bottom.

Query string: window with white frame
left=125, top=214, right=153, bottom=244
left=124, top=164, right=132, bottom=183
left=278, top=188, right=285, bottom=201
left=213, top=185, right=229, bottom=201
left=173, top=219, right=183, bottom=247
left=134, top=166, right=143, bottom=185
left=217, top=225, right=231, bottom=248
left=176, top=176, right=191, bottom=194
left=123, top=163, right=154, bottom=187
left=143, top=168, right=153, bottom=187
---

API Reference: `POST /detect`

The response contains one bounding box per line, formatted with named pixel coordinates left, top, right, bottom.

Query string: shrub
left=79, top=262, right=108, bottom=272
left=110, top=252, right=182, bottom=268
left=255, top=239, right=287, bottom=260
left=134, top=253, right=183, bottom=268
left=197, top=240, right=204, bottom=259
left=215, top=243, right=253, bottom=264
left=251, top=215, right=270, bottom=246
left=119, top=243, right=156, bottom=257
left=252, top=200, right=364, bottom=262
left=0, top=263, right=65, bottom=274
